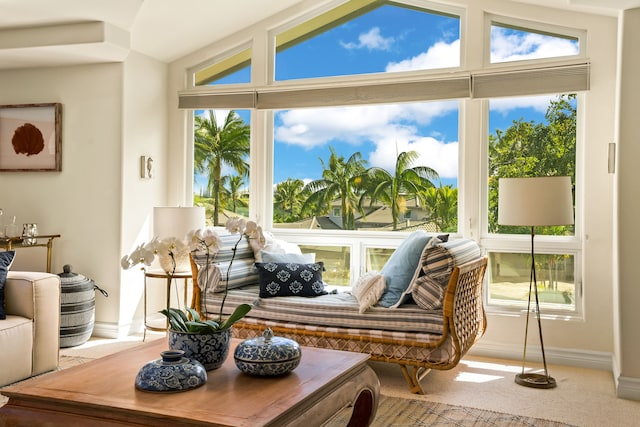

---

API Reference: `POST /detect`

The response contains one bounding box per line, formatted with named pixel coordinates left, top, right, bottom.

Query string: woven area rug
left=326, top=394, right=577, bottom=427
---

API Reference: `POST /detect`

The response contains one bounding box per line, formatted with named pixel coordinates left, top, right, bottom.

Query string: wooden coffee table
left=0, top=338, right=379, bottom=426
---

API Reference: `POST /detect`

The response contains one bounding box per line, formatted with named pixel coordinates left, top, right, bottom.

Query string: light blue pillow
left=378, top=231, right=432, bottom=308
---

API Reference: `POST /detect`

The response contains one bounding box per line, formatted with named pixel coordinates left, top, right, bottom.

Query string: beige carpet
left=368, top=358, right=640, bottom=427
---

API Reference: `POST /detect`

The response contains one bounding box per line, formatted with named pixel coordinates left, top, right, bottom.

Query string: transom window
left=275, top=2, right=460, bottom=81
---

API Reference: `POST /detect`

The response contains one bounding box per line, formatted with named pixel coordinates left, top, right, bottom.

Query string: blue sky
left=195, top=4, right=578, bottom=194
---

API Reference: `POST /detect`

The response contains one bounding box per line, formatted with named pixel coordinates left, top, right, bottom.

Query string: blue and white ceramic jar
left=234, top=328, right=301, bottom=376
left=135, top=350, right=207, bottom=392
left=168, top=328, right=231, bottom=370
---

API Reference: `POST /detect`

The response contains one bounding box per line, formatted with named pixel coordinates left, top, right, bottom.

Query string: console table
left=0, top=234, right=60, bottom=273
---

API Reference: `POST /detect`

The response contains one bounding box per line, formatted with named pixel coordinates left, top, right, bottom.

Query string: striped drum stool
left=58, top=265, right=108, bottom=348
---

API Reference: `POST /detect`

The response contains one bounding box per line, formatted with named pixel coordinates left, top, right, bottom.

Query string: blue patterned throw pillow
left=256, top=262, right=327, bottom=298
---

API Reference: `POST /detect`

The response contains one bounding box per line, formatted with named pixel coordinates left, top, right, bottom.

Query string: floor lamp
left=498, top=176, right=574, bottom=389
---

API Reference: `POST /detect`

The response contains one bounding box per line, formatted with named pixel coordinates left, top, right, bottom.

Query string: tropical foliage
left=302, top=148, right=369, bottom=230
left=194, top=110, right=250, bottom=225
left=488, top=94, right=576, bottom=235
left=419, top=185, right=458, bottom=233
left=193, top=97, right=574, bottom=235
left=361, top=150, right=439, bottom=230
left=273, top=178, right=306, bottom=223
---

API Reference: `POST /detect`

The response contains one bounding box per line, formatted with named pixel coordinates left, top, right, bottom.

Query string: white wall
left=0, top=63, right=124, bottom=325
left=614, top=7, right=640, bottom=399
left=0, top=55, right=168, bottom=338
left=118, top=52, right=170, bottom=335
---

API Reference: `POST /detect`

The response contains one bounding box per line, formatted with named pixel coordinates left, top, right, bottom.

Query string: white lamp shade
left=153, top=207, right=205, bottom=240
left=498, top=176, right=574, bottom=226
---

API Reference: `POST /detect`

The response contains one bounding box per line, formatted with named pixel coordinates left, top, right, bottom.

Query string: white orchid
left=187, top=227, right=223, bottom=254
left=225, top=218, right=266, bottom=251
left=121, top=218, right=266, bottom=275
left=120, top=238, right=158, bottom=270
left=225, top=217, right=246, bottom=235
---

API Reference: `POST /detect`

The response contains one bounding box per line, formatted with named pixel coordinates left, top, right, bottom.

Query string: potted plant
left=121, top=218, right=264, bottom=370
left=164, top=218, right=264, bottom=370
left=160, top=305, right=250, bottom=370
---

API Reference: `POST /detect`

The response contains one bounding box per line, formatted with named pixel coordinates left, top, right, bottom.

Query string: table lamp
left=498, top=176, right=574, bottom=389
left=153, top=207, right=205, bottom=272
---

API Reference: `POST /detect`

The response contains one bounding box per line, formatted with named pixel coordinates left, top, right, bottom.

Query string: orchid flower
left=187, top=228, right=222, bottom=254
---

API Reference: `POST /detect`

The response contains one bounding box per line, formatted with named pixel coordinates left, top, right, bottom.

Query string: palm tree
left=273, top=178, right=305, bottom=222
left=194, top=110, right=250, bottom=225
left=221, top=175, right=247, bottom=213
left=363, top=150, right=439, bottom=230
left=303, top=148, right=367, bottom=230
left=420, top=184, right=458, bottom=232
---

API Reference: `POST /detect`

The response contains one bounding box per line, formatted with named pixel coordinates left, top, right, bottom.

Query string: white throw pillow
left=260, top=251, right=315, bottom=264
left=350, top=271, right=386, bottom=314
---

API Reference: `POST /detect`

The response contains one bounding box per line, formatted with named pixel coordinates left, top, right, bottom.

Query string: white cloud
left=490, top=94, right=556, bottom=114
left=274, top=38, right=464, bottom=181
left=275, top=102, right=459, bottom=180
left=341, top=27, right=394, bottom=51
left=275, top=102, right=457, bottom=149
left=386, top=39, right=460, bottom=72
left=196, top=109, right=231, bottom=124
left=491, top=27, right=578, bottom=63
left=368, top=136, right=458, bottom=179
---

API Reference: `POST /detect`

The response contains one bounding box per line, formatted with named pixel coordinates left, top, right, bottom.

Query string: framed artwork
left=0, top=103, right=62, bottom=171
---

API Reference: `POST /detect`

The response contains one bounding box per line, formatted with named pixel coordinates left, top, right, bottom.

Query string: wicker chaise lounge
left=190, top=236, right=488, bottom=395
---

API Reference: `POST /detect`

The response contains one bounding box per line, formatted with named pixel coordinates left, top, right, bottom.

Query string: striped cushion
left=192, top=234, right=258, bottom=292
left=411, top=239, right=481, bottom=310
left=203, top=284, right=445, bottom=334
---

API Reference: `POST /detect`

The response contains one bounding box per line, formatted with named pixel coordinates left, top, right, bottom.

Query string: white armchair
left=1, top=271, right=60, bottom=386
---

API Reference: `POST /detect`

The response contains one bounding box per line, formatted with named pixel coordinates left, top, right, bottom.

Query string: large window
left=182, top=1, right=587, bottom=301
left=272, top=101, right=459, bottom=233
left=485, top=94, right=579, bottom=312
left=193, top=109, right=251, bottom=226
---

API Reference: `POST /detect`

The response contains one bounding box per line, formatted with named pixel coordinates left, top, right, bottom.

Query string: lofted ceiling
left=0, top=0, right=638, bottom=70
left=0, top=0, right=308, bottom=69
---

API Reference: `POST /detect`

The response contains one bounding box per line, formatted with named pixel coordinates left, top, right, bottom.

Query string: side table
left=143, top=270, right=192, bottom=340
left=0, top=234, right=60, bottom=273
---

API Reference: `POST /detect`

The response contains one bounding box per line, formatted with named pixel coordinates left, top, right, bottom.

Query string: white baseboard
left=615, top=375, right=640, bottom=400
left=469, top=341, right=613, bottom=372
left=92, top=319, right=145, bottom=340
left=612, top=358, right=640, bottom=400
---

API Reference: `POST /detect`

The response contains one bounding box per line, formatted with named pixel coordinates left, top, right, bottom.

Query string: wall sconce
left=140, top=155, right=154, bottom=179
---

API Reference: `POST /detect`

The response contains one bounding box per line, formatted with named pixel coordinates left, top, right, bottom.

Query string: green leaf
left=161, top=308, right=191, bottom=332
left=204, top=319, right=221, bottom=329
left=219, top=304, right=251, bottom=331
left=186, top=307, right=201, bottom=322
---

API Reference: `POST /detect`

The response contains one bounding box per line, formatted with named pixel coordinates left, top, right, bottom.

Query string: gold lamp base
left=515, top=373, right=557, bottom=389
